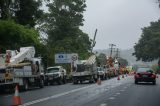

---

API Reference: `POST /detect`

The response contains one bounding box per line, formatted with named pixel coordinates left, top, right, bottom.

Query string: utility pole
left=115, top=48, right=120, bottom=58
left=109, top=44, right=116, bottom=57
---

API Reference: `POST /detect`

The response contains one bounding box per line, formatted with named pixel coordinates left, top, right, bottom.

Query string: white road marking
left=3, top=95, right=12, bottom=97
left=116, top=92, right=121, bottom=95
left=113, top=94, right=118, bottom=97
left=120, top=90, right=125, bottom=92
left=100, top=103, right=108, bottom=106
left=19, top=76, right=132, bottom=106
left=109, top=97, right=115, bottom=100
left=20, top=85, right=93, bottom=106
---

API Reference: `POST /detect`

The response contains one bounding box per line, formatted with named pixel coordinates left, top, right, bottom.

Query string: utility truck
left=72, top=55, right=97, bottom=84
left=0, top=47, right=45, bottom=90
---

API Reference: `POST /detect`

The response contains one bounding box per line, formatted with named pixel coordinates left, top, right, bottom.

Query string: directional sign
left=55, top=53, right=78, bottom=63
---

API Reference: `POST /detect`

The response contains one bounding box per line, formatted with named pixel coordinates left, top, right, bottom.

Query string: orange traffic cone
left=117, top=75, right=120, bottom=80
left=12, top=85, right=21, bottom=106
left=97, top=77, right=101, bottom=85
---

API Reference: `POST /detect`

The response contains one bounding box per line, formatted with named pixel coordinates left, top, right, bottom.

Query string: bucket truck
left=0, top=47, right=45, bottom=91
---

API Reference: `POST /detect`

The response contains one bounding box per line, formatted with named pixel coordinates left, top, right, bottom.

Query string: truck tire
left=39, top=79, right=44, bottom=88
left=80, top=80, right=83, bottom=84
left=57, top=77, right=62, bottom=85
left=63, top=77, right=66, bottom=84
left=73, top=79, right=78, bottom=84
left=89, top=76, right=95, bottom=83
left=23, top=80, right=29, bottom=91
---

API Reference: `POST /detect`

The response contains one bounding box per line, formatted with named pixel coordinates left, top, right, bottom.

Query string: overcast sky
left=81, top=0, right=160, bottom=50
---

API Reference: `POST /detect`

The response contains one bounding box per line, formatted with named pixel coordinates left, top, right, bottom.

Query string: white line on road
left=20, top=85, right=93, bottom=106
left=116, top=92, right=121, bottom=95
left=109, top=97, right=115, bottom=100
left=100, top=103, right=108, bottom=106
left=120, top=90, right=125, bottom=92
left=3, top=95, right=12, bottom=97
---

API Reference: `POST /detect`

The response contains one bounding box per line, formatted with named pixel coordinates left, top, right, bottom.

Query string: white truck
left=0, top=47, right=45, bottom=91
left=72, top=55, right=97, bottom=84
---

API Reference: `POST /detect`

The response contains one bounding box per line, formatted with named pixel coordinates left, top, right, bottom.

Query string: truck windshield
left=47, top=68, right=59, bottom=73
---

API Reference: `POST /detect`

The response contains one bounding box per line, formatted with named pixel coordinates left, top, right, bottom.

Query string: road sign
left=55, top=53, right=78, bottom=63
left=71, top=54, right=78, bottom=61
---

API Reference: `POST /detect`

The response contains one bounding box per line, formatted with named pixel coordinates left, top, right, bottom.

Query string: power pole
left=115, top=48, right=120, bottom=58
left=109, top=44, right=116, bottom=57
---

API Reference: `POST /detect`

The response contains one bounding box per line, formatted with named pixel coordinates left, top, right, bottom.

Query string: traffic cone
left=12, top=85, right=21, bottom=106
left=97, top=77, right=101, bottom=85
left=117, top=75, right=120, bottom=80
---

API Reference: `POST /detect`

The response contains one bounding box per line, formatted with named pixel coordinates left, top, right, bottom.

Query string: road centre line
left=3, top=95, right=12, bottom=97
left=20, top=85, right=93, bottom=106
left=20, top=77, right=128, bottom=106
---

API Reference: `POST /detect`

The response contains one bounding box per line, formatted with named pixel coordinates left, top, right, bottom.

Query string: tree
left=133, top=20, right=160, bottom=62
left=15, top=0, right=43, bottom=27
left=0, top=20, right=40, bottom=52
left=117, top=58, right=128, bottom=67
left=0, top=0, right=43, bottom=27
left=0, top=0, right=13, bottom=20
left=97, top=53, right=106, bottom=66
left=41, top=0, right=91, bottom=66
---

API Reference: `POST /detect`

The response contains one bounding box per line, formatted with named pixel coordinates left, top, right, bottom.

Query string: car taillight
left=151, top=74, right=156, bottom=78
left=135, top=74, right=140, bottom=78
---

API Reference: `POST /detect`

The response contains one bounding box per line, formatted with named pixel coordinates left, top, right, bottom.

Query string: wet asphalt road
left=0, top=75, right=160, bottom=106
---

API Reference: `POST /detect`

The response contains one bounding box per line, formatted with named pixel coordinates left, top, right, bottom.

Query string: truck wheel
left=24, top=80, right=29, bottom=91
left=63, top=78, right=66, bottom=84
left=89, top=76, right=95, bottom=83
left=73, top=80, right=78, bottom=84
left=80, top=80, right=83, bottom=84
left=39, top=79, right=44, bottom=88
left=57, top=78, right=62, bottom=85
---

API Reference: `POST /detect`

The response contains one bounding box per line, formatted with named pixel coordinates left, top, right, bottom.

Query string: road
left=1, top=75, right=160, bottom=106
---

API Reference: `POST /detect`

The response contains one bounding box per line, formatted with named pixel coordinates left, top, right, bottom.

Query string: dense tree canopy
left=0, top=0, right=43, bottom=27
left=117, top=58, right=128, bottom=67
left=133, top=20, right=160, bottom=62
left=41, top=0, right=91, bottom=66
left=0, top=20, right=40, bottom=52
left=0, top=0, right=92, bottom=68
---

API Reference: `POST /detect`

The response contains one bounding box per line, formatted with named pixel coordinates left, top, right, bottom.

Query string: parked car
left=45, top=66, right=67, bottom=85
left=134, top=67, right=157, bottom=85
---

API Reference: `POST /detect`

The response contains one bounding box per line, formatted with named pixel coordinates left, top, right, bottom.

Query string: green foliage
left=133, top=20, right=160, bottom=61
left=41, top=0, right=91, bottom=66
left=0, top=0, right=11, bottom=20
left=0, top=0, right=43, bottom=27
left=97, top=53, right=106, bottom=66
left=15, top=0, right=43, bottom=27
left=0, top=20, right=40, bottom=52
left=118, top=58, right=128, bottom=67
